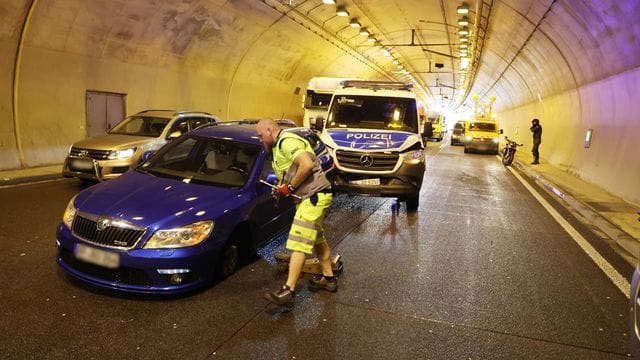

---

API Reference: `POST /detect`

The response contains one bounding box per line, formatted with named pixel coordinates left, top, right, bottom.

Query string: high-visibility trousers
left=285, top=193, right=332, bottom=254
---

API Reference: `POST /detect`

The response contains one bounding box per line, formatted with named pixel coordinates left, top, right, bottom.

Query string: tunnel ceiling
left=6, top=0, right=640, bottom=114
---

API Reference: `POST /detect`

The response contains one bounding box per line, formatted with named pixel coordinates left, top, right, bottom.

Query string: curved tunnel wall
left=474, top=0, right=640, bottom=205
left=1, top=0, right=639, bottom=204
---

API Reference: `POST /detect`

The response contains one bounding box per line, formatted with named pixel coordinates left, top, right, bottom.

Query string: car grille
left=335, top=150, right=399, bottom=171
left=72, top=215, right=145, bottom=249
left=59, top=248, right=152, bottom=286
left=70, top=147, right=111, bottom=160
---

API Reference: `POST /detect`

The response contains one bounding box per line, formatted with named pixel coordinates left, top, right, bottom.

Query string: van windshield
left=469, top=122, right=496, bottom=132
left=326, top=95, right=418, bottom=133
left=305, top=91, right=333, bottom=109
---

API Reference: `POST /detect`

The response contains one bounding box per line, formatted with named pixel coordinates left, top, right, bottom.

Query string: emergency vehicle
left=315, top=80, right=425, bottom=210
left=303, top=77, right=357, bottom=130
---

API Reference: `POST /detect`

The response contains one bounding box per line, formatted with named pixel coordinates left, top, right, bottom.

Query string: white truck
left=303, top=77, right=356, bottom=130
left=315, top=80, right=425, bottom=210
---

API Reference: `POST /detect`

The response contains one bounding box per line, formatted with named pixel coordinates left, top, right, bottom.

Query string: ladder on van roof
left=339, top=80, right=413, bottom=91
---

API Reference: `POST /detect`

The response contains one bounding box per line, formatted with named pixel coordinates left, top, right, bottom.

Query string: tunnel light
left=367, top=35, right=376, bottom=42
left=460, top=36, right=468, bottom=43
left=393, top=60, right=399, bottom=64
left=457, top=3, right=469, bottom=14
left=382, top=48, right=392, bottom=57
left=349, top=19, right=361, bottom=28
left=458, top=26, right=469, bottom=35
left=359, top=28, right=369, bottom=36
left=336, top=7, right=349, bottom=16
left=458, top=16, right=469, bottom=26
left=460, top=43, right=468, bottom=49
left=322, top=0, right=336, bottom=4
left=460, top=57, right=470, bottom=70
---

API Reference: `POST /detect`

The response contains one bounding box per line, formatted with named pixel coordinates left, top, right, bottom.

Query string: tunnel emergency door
left=86, top=91, right=126, bottom=137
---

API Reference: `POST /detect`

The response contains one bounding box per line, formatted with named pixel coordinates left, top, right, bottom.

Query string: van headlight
left=108, top=147, right=136, bottom=160
left=492, top=138, right=500, bottom=143
left=144, top=220, right=214, bottom=249
left=62, top=195, right=78, bottom=229
left=403, top=150, right=425, bottom=165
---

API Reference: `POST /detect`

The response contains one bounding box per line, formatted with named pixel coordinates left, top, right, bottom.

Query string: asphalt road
left=0, top=140, right=633, bottom=359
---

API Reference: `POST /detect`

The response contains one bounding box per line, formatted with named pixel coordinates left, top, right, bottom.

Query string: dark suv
left=62, top=110, right=218, bottom=181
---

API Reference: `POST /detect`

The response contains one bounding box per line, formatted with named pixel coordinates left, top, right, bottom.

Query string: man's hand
left=273, top=183, right=294, bottom=197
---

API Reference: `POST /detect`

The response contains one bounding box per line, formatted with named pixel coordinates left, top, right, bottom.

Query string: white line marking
left=507, top=166, right=630, bottom=298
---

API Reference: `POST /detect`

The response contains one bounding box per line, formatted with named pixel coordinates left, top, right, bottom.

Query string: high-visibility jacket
left=272, top=131, right=330, bottom=200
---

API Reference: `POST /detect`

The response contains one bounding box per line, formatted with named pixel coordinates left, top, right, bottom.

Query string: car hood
left=323, top=128, right=417, bottom=151
left=75, top=171, right=243, bottom=228
left=72, top=135, right=157, bottom=150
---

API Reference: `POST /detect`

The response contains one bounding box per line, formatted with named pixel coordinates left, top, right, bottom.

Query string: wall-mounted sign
left=584, top=129, right=593, bottom=148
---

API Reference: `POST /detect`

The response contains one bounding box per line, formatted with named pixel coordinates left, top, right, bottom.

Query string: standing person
left=256, top=118, right=337, bottom=306
left=530, top=118, right=542, bottom=164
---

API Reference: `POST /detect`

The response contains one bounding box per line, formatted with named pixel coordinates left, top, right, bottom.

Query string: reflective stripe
left=288, top=233, right=315, bottom=246
left=292, top=218, right=316, bottom=230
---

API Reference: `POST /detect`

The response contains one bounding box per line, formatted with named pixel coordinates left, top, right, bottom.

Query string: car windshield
left=469, top=122, right=496, bottom=132
left=109, top=116, right=170, bottom=137
left=137, top=136, right=260, bottom=187
left=326, top=95, right=418, bottom=132
left=305, top=90, right=332, bottom=109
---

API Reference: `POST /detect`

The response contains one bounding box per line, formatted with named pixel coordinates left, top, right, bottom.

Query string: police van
left=315, top=80, right=425, bottom=209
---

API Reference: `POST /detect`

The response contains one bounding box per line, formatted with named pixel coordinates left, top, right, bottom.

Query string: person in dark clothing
left=530, top=118, right=542, bottom=164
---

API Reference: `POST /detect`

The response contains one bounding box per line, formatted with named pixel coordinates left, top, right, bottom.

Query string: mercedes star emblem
left=359, top=154, right=374, bottom=167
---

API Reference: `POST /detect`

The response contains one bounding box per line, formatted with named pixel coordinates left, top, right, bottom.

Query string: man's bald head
left=256, top=118, right=282, bottom=150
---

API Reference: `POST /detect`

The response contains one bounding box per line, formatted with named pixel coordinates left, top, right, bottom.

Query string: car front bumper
left=56, top=224, right=221, bottom=294
left=62, top=156, right=133, bottom=181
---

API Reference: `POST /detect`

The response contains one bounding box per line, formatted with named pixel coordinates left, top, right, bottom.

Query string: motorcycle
left=501, top=136, right=523, bottom=166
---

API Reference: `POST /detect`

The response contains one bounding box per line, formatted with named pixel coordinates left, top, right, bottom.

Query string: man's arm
left=288, top=151, right=314, bottom=189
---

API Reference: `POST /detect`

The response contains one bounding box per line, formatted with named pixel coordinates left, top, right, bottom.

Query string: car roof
left=189, top=120, right=301, bottom=146
left=133, top=109, right=215, bottom=119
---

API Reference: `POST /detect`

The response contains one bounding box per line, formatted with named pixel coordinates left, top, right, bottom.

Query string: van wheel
left=405, top=196, right=419, bottom=211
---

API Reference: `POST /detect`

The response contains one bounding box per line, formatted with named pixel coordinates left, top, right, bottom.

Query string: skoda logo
left=360, top=154, right=374, bottom=167
left=96, top=218, right=110, bottom=231
left=78, top=150, right=89, bottom=157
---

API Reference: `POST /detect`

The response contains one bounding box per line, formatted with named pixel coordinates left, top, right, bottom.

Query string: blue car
left=56, top=121, right=332, bottom=294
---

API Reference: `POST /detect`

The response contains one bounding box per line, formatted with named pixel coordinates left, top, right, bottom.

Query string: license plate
left=70, top=158, right=94, bottom=170
left=350, top=178, right=380, bottom=185
left=75, top=243, right=119, bottom=269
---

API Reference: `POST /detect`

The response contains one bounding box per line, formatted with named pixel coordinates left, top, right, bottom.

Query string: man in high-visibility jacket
left=256, top=118, right=337, bottom=306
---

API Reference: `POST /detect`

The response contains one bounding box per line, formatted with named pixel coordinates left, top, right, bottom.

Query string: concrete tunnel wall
left=1, top=0, right=639, bottom=205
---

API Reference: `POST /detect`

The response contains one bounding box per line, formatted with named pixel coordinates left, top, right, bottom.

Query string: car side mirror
left=139, top=150, right=156, bottom=163
left=315, top=116, right=325, bottom=132
left=167, top=131, right=182, bottom=140
left=499, top=129, right=504, bottom=134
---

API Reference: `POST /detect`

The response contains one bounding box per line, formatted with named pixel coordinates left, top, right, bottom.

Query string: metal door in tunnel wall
left=85, top=91, right=126, bottom=137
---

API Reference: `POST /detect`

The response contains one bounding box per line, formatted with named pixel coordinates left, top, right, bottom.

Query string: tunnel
left=1, top=0, right=639, bottom=204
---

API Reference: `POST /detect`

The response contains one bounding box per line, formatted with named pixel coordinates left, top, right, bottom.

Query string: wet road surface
left=0, top=141, right=632, bottom=359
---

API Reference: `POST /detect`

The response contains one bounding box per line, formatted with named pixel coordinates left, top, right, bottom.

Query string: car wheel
left=216, top=240, right=239, bottom=280
left=464, top=147, right=469, bottom=153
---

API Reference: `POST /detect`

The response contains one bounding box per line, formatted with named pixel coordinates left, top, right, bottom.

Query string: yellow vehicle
left=463, top=119, right=502, bottom=154
left=427, top=113, right=446, bottom=141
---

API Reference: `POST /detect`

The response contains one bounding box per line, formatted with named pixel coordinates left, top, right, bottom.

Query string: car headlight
left=464, top=136, right=472, bottom=142
left=108, top=148, right=137, bottom=160
left=144, top=220, right=214, bottom=249
left=62, top=195, right=78, bottom=229
left=492, top=138, right=500, bottom=143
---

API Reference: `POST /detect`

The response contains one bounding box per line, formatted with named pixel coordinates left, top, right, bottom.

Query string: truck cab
left=315, top=80, right=425, bottom=210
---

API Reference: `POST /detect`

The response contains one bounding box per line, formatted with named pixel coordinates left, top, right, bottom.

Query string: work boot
left=264, top=285, right=295, bottom=305
left=308, top=276, right=338, bottom=292
left=531, top=161, right=539, bottom=165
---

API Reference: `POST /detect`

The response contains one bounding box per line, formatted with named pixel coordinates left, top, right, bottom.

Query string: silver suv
left=63, top=109, right=218, bottom=181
